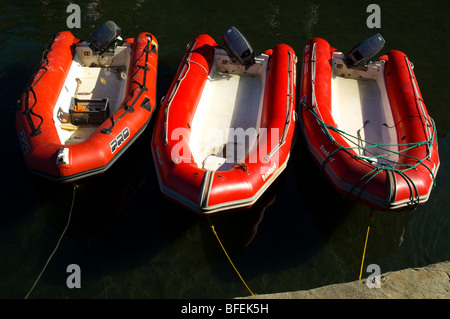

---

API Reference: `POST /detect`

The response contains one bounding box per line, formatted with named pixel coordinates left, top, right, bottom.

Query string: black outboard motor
left=89, top=21, right=122, bottom=55
left=346, top=33, right=385, bottom=67
left=222, top=26, right=255, bottom=69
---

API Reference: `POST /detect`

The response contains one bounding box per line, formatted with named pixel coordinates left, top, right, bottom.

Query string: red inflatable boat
left=300, top=36, right=440, bottom=211
left=152, top=27, right=297, bottom=215
left=16, top=21, right=158, bottom=183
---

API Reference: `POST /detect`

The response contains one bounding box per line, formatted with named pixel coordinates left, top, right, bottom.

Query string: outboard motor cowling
left=346, top=33, right=385, bottom=67
left=89, top=21, right=122, bottom=55
left=223, top=26, right=255, bottom=69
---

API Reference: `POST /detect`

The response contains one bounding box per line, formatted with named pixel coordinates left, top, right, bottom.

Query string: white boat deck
left=53, top=43, right=131, bottom=145
left=331, top=53, right=399, bottom=164
left=189, top=49, right=268, bottom=171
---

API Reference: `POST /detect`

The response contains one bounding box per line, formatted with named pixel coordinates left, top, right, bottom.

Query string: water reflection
left=87, top=1, right=102, bottom=21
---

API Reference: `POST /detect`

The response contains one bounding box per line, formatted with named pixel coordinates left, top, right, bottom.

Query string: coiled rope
left=24, top=184, right=77, bottom=299
left=207, top=217, right=256, bottom=296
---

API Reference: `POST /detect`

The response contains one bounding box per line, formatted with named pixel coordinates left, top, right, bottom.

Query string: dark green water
left=0, top=1, right=448, bottom=299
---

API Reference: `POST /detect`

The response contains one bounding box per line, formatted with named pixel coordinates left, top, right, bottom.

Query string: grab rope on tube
left=301, top=101, right=438, bottom=210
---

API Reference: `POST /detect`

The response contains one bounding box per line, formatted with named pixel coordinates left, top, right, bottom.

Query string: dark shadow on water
left=0, top=61, right=41, bottom=225
left=292, top=131, right=413, bottom=274
left=199, top=163, right=326, bottom=292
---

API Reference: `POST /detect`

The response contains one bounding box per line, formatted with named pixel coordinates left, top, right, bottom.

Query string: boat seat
left=202, top=155, right=227, bottom=171
left=201, top=140, right=249, bottom=171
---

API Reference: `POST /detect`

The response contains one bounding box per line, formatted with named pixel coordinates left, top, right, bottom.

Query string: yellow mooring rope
left=24, top=184, right=77, bottom=299
left=207, top=217, right=256, bottom=296
left=359, top=209, right=374, bottom=280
